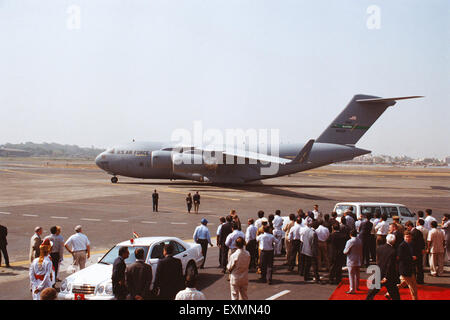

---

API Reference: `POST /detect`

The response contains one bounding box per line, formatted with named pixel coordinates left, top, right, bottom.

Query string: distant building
left=0, top=147, right=31, bottom=157
left=446, top=156, right=450, bottom=165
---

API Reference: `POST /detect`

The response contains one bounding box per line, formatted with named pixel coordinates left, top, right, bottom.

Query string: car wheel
left=185, top=261, right=198, bottom=279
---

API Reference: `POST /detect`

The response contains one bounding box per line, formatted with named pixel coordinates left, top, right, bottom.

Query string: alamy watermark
left=170, top=121, right=281, bottom=176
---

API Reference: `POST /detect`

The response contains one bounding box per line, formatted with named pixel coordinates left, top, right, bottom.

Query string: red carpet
left=329, top=278, right=450, bottom=300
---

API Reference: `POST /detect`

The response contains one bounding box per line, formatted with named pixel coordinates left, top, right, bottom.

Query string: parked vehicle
left=58, top=236, right=203, bottom=300
left=333, top=202, right=416, bottom=225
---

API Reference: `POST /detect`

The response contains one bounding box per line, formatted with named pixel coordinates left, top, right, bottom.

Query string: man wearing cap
left=29, top=239, right=54, bottom=300
left=64, top=225, right=91, bottom=270
left=256, top=225, right=279, bottom=284
left=193, top=218, right=213, bottom=269
left=29, top=227, right=43, bottom=263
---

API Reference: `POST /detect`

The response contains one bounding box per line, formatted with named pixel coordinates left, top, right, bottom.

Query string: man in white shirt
left=175, top=274, right=206, bottom=300
left=255, top=210, right=265, bottom=230
left=245, top=219, right=258, bottom=270
left=424, top=209, right=437, bottom=230
left=288, top=218, right=302, bottom=272
left=416, top=219, right=429, bottom=269
left=193, top=218, right=213, bottom=269
left=225, top=223, right=245, bottom=257
left=256, top=226, right=279, bottom=284
left=316, top=221, right=330, bottom=271
left=273, top=210, right=284, bottom=256
left=227, top=237, right=250, bottom=300
left=312, top=205, right=322, bottom=221
left=375, top=214, right=389, bottom=246
left=64, top=225, right=90, bottom=270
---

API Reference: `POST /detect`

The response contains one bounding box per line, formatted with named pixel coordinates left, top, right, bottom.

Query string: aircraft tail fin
left=316, top=95, right=423, bottom=145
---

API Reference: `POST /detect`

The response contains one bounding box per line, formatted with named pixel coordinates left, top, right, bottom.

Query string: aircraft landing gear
left=111, top=176, right=118, bottom=183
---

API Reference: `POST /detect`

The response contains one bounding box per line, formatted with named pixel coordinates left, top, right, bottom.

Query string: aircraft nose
left=95, top=153, right=104, bottom=169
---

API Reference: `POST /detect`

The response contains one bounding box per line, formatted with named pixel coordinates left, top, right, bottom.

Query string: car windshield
left=99, top=246, right=149, bottom=265
left=335, top=205, right=356, bottom=216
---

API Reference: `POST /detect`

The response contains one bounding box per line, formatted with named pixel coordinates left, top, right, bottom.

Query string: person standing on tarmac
left=193, top=218, right=213, bottom=269
left=112, top=247, right=129, bottom=300
left=186, top=193, right=193, bottom=213
left=193, top=191, right=201, bottom=214
left=152, top=189, right=159, bottom=212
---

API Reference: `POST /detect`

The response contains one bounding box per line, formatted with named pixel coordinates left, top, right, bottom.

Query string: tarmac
left=0, top=158, right=449, bottom=300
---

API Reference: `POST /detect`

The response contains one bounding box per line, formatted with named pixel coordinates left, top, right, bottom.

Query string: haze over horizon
left=1, top=0, right=448, bottom=158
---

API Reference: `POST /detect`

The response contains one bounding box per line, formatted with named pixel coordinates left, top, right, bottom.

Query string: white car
left=58, top=236, right=204, bottom=300
left=333, top=202, right=417, bottom=225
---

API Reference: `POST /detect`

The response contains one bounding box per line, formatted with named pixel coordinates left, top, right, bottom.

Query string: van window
left=360, top=206, right=381, bottom=219
left=399, top=206, right=414, bottom=217
left=335, top=205, right=356, bottom=216
left=382, top=206, right=398, bottom=218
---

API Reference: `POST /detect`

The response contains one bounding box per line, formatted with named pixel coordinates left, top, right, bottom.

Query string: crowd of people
left=26, top=225, right=91, bottom=300
left=1, top=201, right=449, bottom=301
left=204, top=207, right=449, bottom=300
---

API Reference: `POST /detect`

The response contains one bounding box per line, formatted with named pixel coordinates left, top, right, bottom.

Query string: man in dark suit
left=366, top=234, right=401, bottom=300
left=0, top=224, right=10, bottom=267
left=152, top=190, right=159, bottom=212
left=358, top=214, right=373, bottom=268
left=219, top=215, right=233, bottom=273
left=405, top=221, right=425, bottom=284
left=397, top=230, right=418, bottom=300
left=126, top=248, right=153, bottom=300
left=112, top=246, right=129, bottom=300
left=153, top=244, right=184, bottom=300
left=328, top=223, right=349, bottom=284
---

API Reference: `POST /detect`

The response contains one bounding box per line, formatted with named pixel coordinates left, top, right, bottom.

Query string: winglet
left=290, top=139, right=315, bottom=164
left=356, top=96, right=424, bottom=103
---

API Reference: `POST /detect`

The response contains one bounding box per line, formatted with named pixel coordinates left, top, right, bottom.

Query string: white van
left=333, top=202, right=416, bottom=225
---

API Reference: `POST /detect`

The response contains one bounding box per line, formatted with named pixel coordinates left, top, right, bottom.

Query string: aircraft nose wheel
left=111, top=176, right=118, bottom=183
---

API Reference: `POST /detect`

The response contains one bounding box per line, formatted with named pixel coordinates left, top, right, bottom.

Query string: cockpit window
left=106, top=148, right=115, bottom=154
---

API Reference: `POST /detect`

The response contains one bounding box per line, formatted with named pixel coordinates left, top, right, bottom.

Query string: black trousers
left=366, top=282, right=400, bottom=300
left=187, top=203, right=192, bottom=213
left=50, top=252, right=60, bottom=278
left=361, top=237, right=371, bottom=267
left=260, top=250, right=274, bottom=282
left=197, top=239, right=208, bottom=267
left=329, top=253, right=345, bottom=283
left=246, top=239, right=257, bottom=269
left=220, top=245, right=229, bottom=270
left=0, top=245, right=9, bottom=266
left=153, top=201, right=158, bottom=212
left=369, top=234, right=377, bottom=261
left=415, top=254, right=424, bottom=284
left=303, top=255, right=320, bottom=281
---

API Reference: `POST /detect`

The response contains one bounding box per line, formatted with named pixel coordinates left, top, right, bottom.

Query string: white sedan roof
left=116, top=236, right=186, bottom=246
left=334, top=202, right=406, bottom=207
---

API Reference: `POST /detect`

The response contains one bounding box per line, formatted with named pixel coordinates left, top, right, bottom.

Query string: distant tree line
left=0, top=142, right=105, bottom=159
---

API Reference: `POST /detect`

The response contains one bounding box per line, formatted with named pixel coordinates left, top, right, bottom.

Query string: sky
left=0, top=0, right=449, bottom=158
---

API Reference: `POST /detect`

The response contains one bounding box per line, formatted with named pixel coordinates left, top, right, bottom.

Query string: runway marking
left=81, top=218, right=101, bottom=222
left=0, top=211, right=11, bottom=215
left=141, top=221, right=157, bottom=224
left=22, top=214, right=38, bottom=217
left=266, top=290, right=291, bottom=300
left=111, top=219, right=128, bottom=223
left=50, top=216, right=68, bottom=219
left=171, top=222, right=188, bottom=225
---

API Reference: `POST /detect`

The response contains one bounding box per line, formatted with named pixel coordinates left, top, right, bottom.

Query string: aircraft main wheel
left=111, top=176, right=118, bottom=183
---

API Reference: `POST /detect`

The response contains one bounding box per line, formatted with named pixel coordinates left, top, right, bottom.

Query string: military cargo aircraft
left=95, top=94, right=422, bottom=184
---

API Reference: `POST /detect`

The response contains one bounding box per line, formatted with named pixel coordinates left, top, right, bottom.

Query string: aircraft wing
left=194, top=147, right=291, bottom=165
